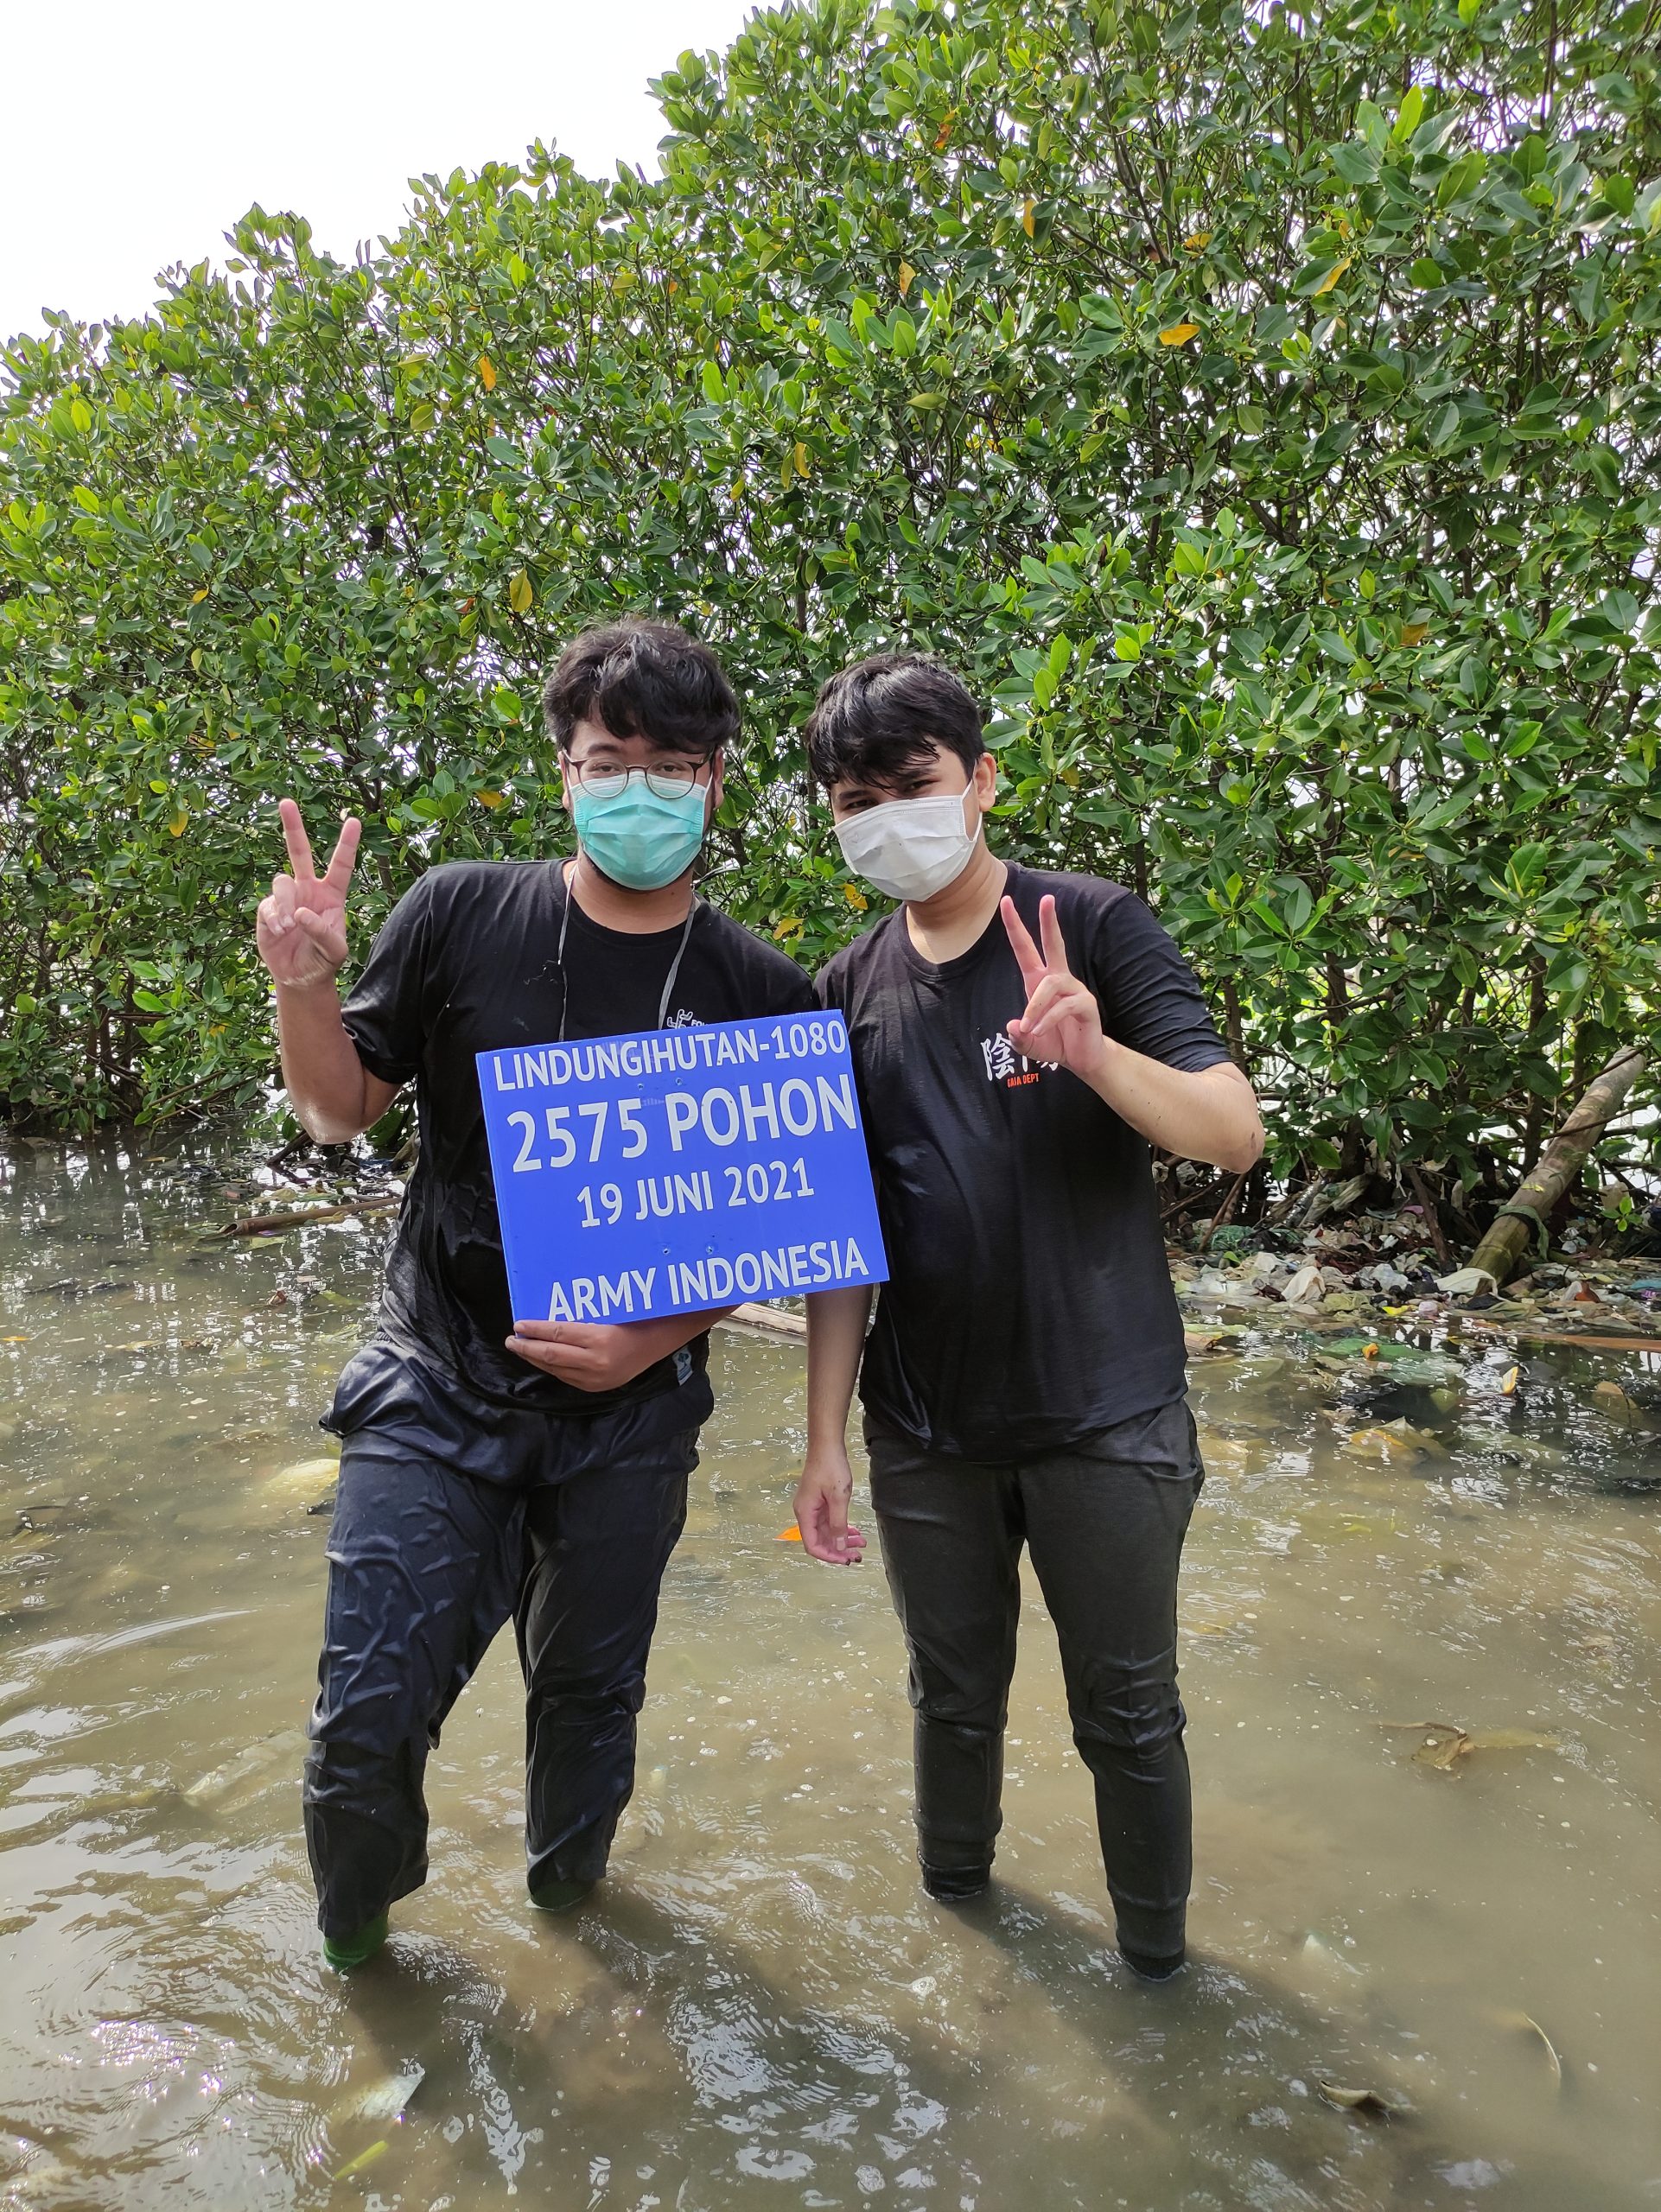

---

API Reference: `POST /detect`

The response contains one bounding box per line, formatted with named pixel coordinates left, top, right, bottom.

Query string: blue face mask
left=571, top=775, right=710, bottom=892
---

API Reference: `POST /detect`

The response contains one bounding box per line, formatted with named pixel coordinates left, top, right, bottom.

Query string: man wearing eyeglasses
left=258, top=619, right=815, bottom=1968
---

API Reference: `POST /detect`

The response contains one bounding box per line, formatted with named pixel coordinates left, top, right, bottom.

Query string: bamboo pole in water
left=215, top=1195, right=401, bottom=1236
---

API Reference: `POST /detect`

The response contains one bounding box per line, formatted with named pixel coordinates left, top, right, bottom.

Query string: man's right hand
left=793, top=1444, right=867, bottom=1567
left=256, top=798, right=362, bottom=989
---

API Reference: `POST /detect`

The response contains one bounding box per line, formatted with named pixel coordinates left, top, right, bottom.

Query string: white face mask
left=834, top=783, right=980, bottom=903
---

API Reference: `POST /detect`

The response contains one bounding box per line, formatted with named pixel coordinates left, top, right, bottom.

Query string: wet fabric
left=338, top=858, right=814, bottom=1416
left=303, top=1364, right=709, bottom=1939
left=864, top=1395, right=1204, bottom=1961
left=817, top=863, right=1232, bottom=1458
left=321, top=1335, right=710, bottom=1488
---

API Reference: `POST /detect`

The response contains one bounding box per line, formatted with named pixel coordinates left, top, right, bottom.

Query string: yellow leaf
left=1021, top=198, right=1035, bottom=238
left=476, top=789, right=505, bottom=810
left=897, top=260, right=916, bottom=297
left=773, top=916, right=803, bottom=942
left=843, top=881, right=868, bottom=912
left=1313, top=254, right=1353, bottom=296
left=1182, top=230, right=1212, bottom=251
left=1401, top=621, right=1429, bottom=645
left=729, top=483, right=743, bottom=503
left=932, top=107, right=958, bottom=151
left=478, top=354, right=497, bottom=391
left=1158, top=321, right=1200, bottom=346
left=169, top=809, right=188, bottom=837
left=508, top=569, right=533, bottom=615
left=793, top=441, right=811, bottom=479
left=190, top=588, right=209, bottom=604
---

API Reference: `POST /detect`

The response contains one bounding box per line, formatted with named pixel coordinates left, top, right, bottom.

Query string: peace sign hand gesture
left=256, top=798, right=362, bottom=990
left=1002, top=893, right=1110, bottom=1083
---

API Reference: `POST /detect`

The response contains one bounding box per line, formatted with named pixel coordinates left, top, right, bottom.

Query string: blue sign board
left=477, top=1012, right=888, bottom=1325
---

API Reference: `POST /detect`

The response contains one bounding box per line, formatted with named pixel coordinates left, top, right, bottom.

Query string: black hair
left=803, top=654, right=985, bottom=789
left=542, top=619, right=739, bottom=759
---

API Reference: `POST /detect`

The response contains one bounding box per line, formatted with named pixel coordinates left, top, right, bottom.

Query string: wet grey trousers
left=865, top=1395, right=1204, bottom=1961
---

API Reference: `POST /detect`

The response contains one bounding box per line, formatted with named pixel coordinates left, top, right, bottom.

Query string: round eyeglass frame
left=561, top=757, right=710, bottom=801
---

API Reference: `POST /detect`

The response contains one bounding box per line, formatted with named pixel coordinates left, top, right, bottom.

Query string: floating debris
left=338, top=2063, right=424, bottom=2122
left=332, top=2139, right=390, bottom=2180
left=1486, top=2008, right=1563, bottom=2089
left=1316, top=2079, right=1407, bottom=2117
left=1379, top=1719, right=1560, bottom=1773
left=718, top=1302, right=807, bottom=1339
left=266, top=1455, right=342, bottom=1499
left=1297, top=1931, right=1362, bottom=1992
left=181, top=1727, right=307, bottom=1808
left=1343, top=1419, right=1445, bottom=1462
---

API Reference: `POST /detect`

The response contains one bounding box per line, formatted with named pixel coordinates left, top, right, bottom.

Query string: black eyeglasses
left=562, top=758, right=710, bottom=800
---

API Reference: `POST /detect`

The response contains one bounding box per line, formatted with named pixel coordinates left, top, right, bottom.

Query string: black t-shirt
left=340, top=860, right=815, bottom=1414
left=817, top=861, right=1232, bottom=1459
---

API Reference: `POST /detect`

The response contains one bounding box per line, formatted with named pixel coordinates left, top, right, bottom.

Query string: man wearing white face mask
left=794, top=654, right=1263, bottom=1982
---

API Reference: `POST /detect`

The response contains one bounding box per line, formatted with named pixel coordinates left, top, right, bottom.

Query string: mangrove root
left=1467, top=1046, right=1646, bottom=1288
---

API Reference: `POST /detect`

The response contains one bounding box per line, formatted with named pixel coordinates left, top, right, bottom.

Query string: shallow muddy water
left=0, top=1134, right=1658, bottom=2211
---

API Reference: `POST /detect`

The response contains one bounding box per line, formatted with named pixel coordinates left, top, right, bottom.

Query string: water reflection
left=1, top=1135, right=1658, bottom=2209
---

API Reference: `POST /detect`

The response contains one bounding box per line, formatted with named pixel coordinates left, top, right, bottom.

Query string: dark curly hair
left=542, top=619, right=739, bottom=758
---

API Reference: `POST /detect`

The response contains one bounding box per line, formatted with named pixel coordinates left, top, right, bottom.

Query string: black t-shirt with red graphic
left=816, top=861, right=1232, bottom=1460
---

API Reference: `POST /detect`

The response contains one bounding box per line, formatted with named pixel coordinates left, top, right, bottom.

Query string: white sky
left=2, top=0, right=756, bottom=344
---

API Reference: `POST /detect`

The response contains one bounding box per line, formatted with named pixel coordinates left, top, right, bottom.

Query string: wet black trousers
left=865, top=1396, right=1204, bottom=1963
left=303, top=1363, right=703, bottom=1942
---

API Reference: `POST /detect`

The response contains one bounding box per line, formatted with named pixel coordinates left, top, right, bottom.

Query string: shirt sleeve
left=339, top=871, right=438, bottom=1085
left=1090, top=893, right=1234, bottom=1075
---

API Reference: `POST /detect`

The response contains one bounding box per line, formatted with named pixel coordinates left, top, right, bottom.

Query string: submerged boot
left=921, top=1863, right=992, bottom=1904
left=530, top=1877, right=596, bottom=1915
left=322, top=1910, right=390, bottom=1970
left=1120, top=1942, right=1186, bottom=1983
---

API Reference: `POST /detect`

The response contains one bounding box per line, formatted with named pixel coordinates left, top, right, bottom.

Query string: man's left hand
left=1002, top=893, right=1110, bottom=1082
left=506, top=1319, right=658, bottom=1391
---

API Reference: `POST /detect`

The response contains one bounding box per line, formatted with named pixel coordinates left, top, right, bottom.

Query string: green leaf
left=1392, top=85, right=1425, bottom=141
left=1329, top=141, right=1379, bottom=185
